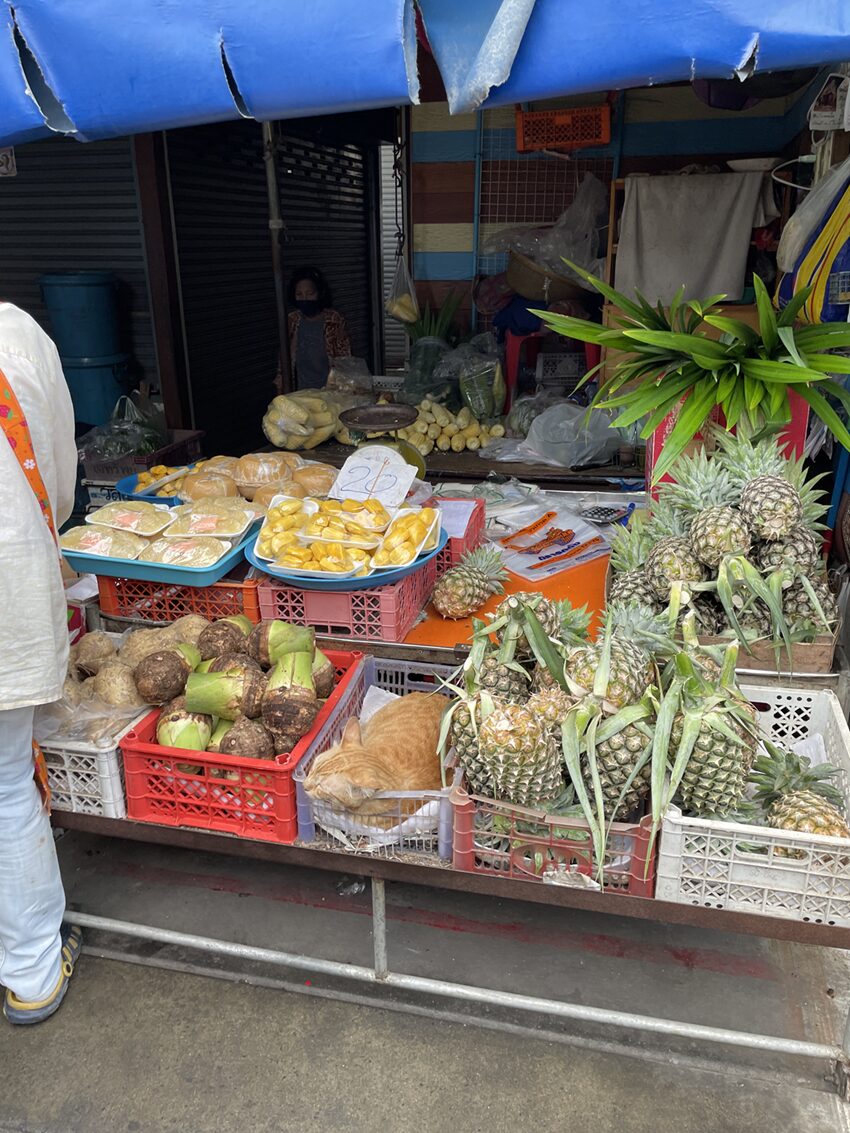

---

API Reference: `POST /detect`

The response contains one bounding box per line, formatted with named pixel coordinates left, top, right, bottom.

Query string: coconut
left=118, top=627, right=176, bottom=668
left=92, top=661, right=147, bottom=708
left=168, top=614, right=211, bottom=647
left=134, top=644, right=201, bottom=705
left=219, top=717, right=275, bottom=759
left=261, top=652, right=319, bottom=741
left=247, top=620, right=315, bottom=668
left=197, top=615, right=253, bottom=660
left=156, top=696, right=213, bottom=757
left=184, top=668, right=267, bottom=720
left=311, top=649, right=334, bottom=700
left=74, top=631, right=117, bottom=676
left=208, top=653, right=261, bottom=677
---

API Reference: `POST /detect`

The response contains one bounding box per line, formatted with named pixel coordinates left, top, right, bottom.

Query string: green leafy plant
left=406, top=289, right=463, bottom=344
left=534, top=266, right=850, bottom=482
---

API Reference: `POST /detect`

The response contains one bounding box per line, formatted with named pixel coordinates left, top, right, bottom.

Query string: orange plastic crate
left=120, top=651, right=364, bottom=843
left=515, top=104, right=610, bottom=153
left=97, top=564, right=261, bottom=624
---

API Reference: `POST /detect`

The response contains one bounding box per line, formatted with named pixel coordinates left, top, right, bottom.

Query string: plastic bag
left=327, top=357, right=373, bottom=394
left=518, top=403, right=619, bottom=468
left=77, top=392, right=168, bottom=462
left=506, top=392, right=568, bottom=438
left=399, top=336, right=451, bottom=404
left=385, top=257, right=419, bottom=324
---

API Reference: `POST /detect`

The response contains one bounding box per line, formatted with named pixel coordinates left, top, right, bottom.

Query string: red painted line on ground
left=99, top=860, right=778, bottom=981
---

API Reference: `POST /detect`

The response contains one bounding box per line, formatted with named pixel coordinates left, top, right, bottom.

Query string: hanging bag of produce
left=385, top=256, right=419, bottom=324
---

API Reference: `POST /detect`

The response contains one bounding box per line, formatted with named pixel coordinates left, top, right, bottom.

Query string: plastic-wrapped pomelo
left=179, top=471, right=239, bottom=500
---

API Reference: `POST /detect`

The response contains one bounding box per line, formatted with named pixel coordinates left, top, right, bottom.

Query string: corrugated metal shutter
left=166, top=120, right=279, bottom=456
left=0, top=135, right=156, bottom=380
left=275, top=133, right=372, bottom=365
left=380, top=144, right=408, bottom=369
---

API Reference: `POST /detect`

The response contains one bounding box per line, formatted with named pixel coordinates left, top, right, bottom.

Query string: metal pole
left=66, top=911, right=842, bottom=1067
left=371, top=878, right=388, bottom=980
left=261, top=120, right=291, bottom=394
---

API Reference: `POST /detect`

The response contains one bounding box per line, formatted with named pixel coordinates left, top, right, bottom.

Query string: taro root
left=197, top=615, right=253, bottom=660
left=208, top=653, right=261, bottom=677
left=118, top=627, right=176, bottom=668
left=311, top=649, right=334, bottom=700
left=184, top=668, right=267, bottom=720
left=74, top=631, right=117, bottom=677
left=219, top=717, right=275, bottom=760
left=168, top=614, right=211, bottom=648
left=92, top=661, right=146, bottom=708
left=261, top=652, right=319, bottom=743
left=134, top=644, right=201, bottom=705
left=156, top=695, right=213, bottom=772
left=206, top=718, right=234, bottom=754
left=247, top=620, right=315, bottom=668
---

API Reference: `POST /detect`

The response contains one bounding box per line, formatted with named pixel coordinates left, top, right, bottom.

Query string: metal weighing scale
left=337, top=403, right=426, bottom=476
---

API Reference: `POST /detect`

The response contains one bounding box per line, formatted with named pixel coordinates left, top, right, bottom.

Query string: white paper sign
left=329, top=445, right=416, bottom=509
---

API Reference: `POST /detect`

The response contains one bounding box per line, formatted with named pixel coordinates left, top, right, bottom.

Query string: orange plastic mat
left=404, top=555, right=609, bottom=651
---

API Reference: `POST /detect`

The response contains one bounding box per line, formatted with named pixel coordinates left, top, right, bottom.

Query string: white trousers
left=0, top=706, right=64, bottom=1001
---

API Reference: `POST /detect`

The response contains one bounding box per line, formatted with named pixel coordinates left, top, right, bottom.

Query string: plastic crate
left=81, top=429, right=204, bottom=481
left=515, top=104, right=611, bottom=153
left=257, top=559, right=436, bottom=642
left=453, top=790, right=655, bottom=895
left=426, top=496, right=486, bottom=579
left=120, top=651, right=364, bottom=842
left=294, top=657, right=455, bottom=859
left=41, top=716, right=145, bottom=819
left=97, top=563, right=261, bottom=624
left=656, top=685, right=850, bottom=926
left=534, top=352, right=586, bottom=396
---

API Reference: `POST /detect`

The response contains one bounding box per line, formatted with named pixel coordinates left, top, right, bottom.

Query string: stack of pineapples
left=608, top=431, right=839, bottom=646
left=441, top=593, right=850, bottom=875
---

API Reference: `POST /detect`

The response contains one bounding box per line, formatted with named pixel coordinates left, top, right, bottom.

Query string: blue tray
left=114, top=464, right=201, bottom=505
left=246, top=528, right=448, bottom=591
left=61, top=526, right=258, bottom=587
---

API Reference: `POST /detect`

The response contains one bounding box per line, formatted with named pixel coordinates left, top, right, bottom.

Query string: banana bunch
left=395, top=401, right=505, bottom=457
left=262, top=391, right=339, bottom=451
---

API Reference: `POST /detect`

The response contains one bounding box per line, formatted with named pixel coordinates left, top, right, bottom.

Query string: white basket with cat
left=293, top=657, right=455, bottom=859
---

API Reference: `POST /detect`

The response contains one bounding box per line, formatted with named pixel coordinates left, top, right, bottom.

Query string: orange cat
left=303, top=692, right=446, bottom=815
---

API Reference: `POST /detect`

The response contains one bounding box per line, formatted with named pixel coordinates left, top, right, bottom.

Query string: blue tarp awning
left=417, top=0, right=850, bottom=114
left=0, top=0, right=418, bottom=146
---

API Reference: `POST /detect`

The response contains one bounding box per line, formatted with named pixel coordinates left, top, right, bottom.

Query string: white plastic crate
left=656, top=686, right=850, bottom=926
left=535, top=351, right=585, bottom=394
left=294, top=657, right=456, bottom=858
left=42, top=717, right=144, bottom=818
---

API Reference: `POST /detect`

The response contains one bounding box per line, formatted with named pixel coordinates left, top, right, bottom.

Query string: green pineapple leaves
left=535, top=266, right=850, bottom=483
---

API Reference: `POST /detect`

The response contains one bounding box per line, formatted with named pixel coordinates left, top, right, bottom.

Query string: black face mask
left=296, top=299, right=320, bottom=317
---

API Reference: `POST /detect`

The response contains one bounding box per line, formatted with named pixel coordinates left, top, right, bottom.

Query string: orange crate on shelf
left=515, top=104, right=610, bottom=153
left=97, top=564, right=261, bottom=624
left=120, top=651, right=364, bottom=843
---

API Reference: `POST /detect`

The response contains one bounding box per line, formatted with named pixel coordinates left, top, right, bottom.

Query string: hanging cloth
left=0, top=366, right=56, bottom=810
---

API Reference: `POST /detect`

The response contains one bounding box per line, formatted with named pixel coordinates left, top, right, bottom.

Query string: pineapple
left=564, top=603, right=665, bottom=709
left=664, top=448, right=751, bottom=567
left=782, top=572, right=838, bottom=635
left=581, top=719, right=654, bottom=820
left=675, top=715, right=755, bottom=816
left=607, top=514, right=658, bottom=609
left=643, top=502, right=707, bottom=601
left=449, top=695, right=493, bottom=797
left=432, top=544, right=507, bottom=619
left=478, top=654, right=530, bottom=704
left=477, top=699, right=562, bottom=807
left=526, top=686, right=575, bottom=731
left=755, top=526, right=821, bottom=578
left=491, top=593, right=589, bottom=659
left=531, top=662, right=559, bottom=693
left=750, top=746, right=850, bottom=847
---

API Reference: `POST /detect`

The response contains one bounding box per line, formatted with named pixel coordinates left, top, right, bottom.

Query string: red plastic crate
left=426, top=496, right=486, bottom=580
left=452, top=787, right=656, bottom=896
left=97, top=563, right=261, bottom=624
left=257, top=559, right=436, bottom=642
left=120, top=651, right=364, bottom=842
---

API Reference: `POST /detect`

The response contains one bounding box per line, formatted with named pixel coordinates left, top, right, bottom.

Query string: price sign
left=329, top=445, right=416, bottom=510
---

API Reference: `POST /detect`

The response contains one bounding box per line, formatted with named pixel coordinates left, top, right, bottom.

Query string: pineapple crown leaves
left=561, top=707, right=608, bottom=883
left=715, top=554, right=794, bottom=659
left=663, top=447, right=740, bottom=515
left=603, top=599, right=678, bottom=660
left=459, top=542, right=509, bottom=588
left=609, top=512, right=655, bottom=572
left=645, top=499, right=690, bottom=541
left=557, top=599, right=592, bottom=644
left=750, top=741, right=846, bottom=812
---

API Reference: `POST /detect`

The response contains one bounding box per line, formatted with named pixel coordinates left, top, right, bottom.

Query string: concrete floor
left=1, top=830, right=849, bottom=1133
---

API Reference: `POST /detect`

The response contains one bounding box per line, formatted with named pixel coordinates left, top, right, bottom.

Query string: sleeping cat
left=303, top=692, right=446, bottom=815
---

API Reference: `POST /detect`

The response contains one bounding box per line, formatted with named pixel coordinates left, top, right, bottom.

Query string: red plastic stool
left=504, top=331, right=543, bottom=410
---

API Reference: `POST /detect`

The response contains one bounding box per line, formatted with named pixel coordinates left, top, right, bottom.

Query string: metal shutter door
left=0, top=135, right=156, bottom=381
left=275, top=133, right=372, bottom=365
left=166, top=120, right=279, bottom=456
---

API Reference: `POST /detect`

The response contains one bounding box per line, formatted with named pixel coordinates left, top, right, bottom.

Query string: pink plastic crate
left=257, top=559, right=436, bottom=642
left=426, top=496, right=486, bottom=580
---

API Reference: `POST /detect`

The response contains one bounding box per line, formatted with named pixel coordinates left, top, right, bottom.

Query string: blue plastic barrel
left=39, top=271, right=121, bottom=359
left=62, top=353, right=130, bottom=427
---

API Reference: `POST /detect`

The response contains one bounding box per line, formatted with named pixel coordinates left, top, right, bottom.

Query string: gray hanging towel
left=614, top=172, right=778, bottom=305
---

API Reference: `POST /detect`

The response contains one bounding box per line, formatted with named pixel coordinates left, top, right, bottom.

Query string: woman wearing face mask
left=285, top=266, right=351, bottom=390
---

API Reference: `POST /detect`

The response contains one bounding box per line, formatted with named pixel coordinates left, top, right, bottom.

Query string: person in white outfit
left=0, top=302, right=83, bottom=1024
